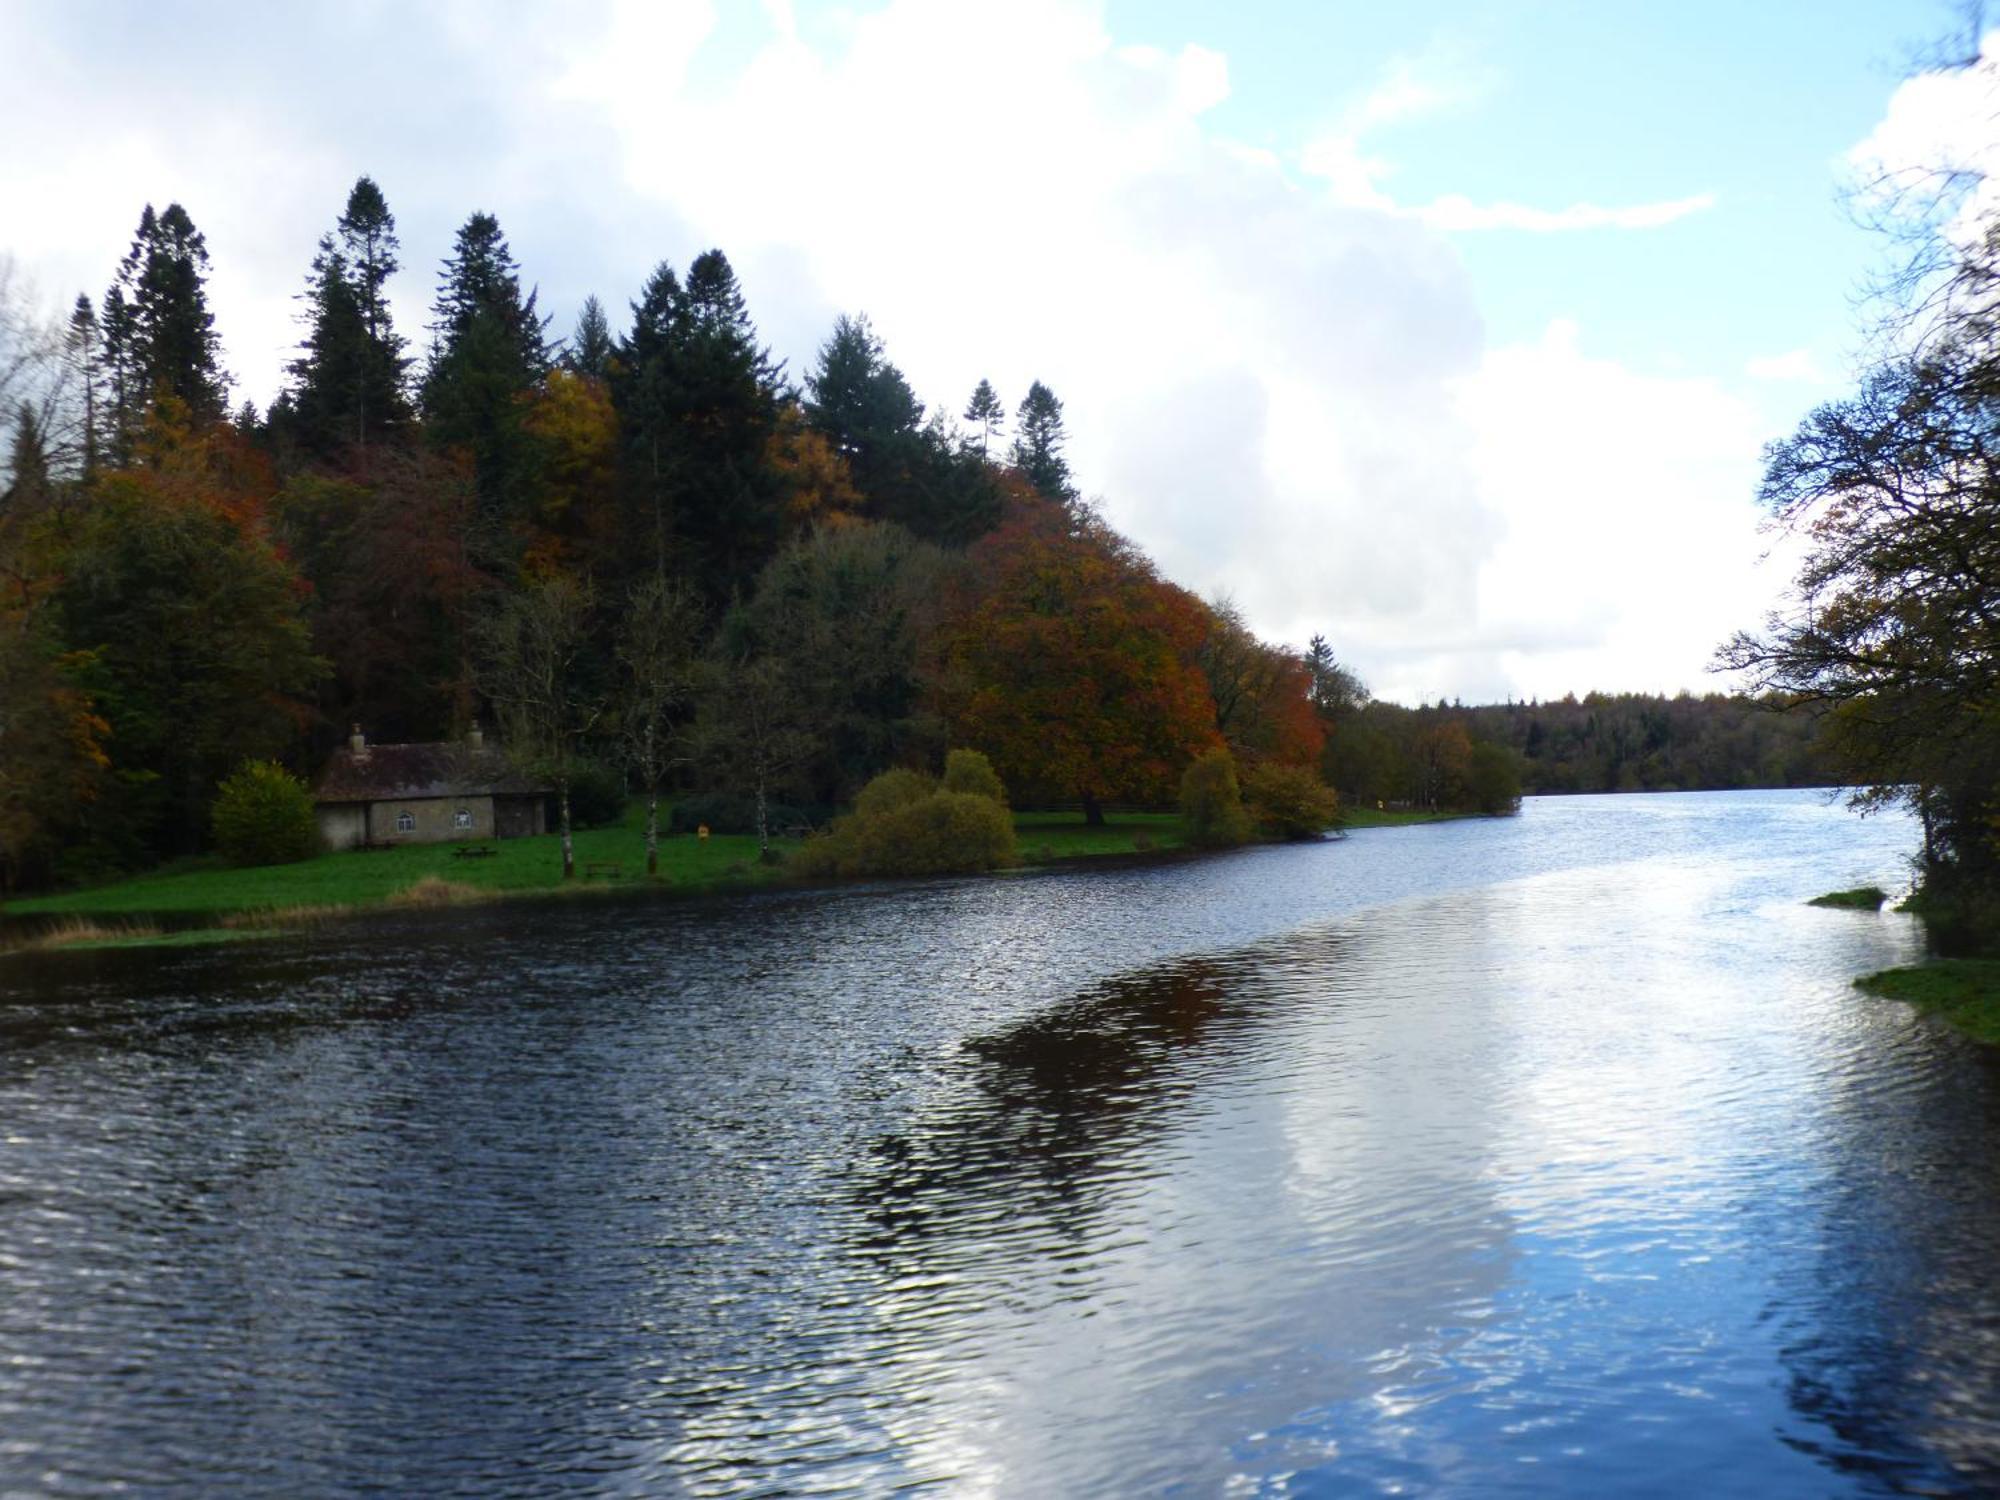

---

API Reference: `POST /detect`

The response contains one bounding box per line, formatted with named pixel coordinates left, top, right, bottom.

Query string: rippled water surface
left=5, top=790, right=1999, bottom=1496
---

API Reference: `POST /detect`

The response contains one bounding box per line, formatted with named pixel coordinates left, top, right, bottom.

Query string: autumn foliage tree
left=945, top=490, right=1218, bottom=823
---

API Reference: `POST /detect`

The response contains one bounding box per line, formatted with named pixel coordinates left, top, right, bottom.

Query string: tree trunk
left=1082, top=792, right=1105, bottom=827
left=755, top=771, right=770, bottom=858
left=559, top=782, right=575, bottom=879
left=645, top=788, right=660, bottom=877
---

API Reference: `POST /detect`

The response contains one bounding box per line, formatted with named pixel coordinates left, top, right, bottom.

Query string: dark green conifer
left=1011, top=379, right=1076, bottom=503
left=567, top=294, right=614, bottom=378
left=421, top=211, right=551, bottom=528
left=608, top=250, right=783, bottom=601
left=964, top=378, right=1004, bottom=456
left=66, top=294, right=99, bottom=477
left=3, top=404, right=51, bottom=515
left=108, top=202, right=230, bottom=429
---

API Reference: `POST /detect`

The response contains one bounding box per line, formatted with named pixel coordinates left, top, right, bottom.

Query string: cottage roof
left=313, top=742, right=548, bottom=804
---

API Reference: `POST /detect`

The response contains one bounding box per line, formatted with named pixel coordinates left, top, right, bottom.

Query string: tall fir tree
left=1011, top=380, right=1076, bottom=503
left=99, top=285, right=138, bottom=460
left=66, top=294, right=99, bottom=477
left=4, top=404, right=50, bottom=515
left=803, top=314, right=1000, bottom=544
left=421, top=211, right=551, bottom=531
left=284, top=240, right=369, bottom=458
left=567, top=294, right=614, bottom=379
left=107, top=203, right=230, bottom=440
left=964, top=378, right=1005, bottom=456
left=608, top=250, right=783, bottom=603
left=284, top=181, right=409, bottom=459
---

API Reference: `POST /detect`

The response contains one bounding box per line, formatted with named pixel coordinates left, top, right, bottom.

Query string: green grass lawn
left=6, top=803, right=789, bottom=919
left=6, top=805, right=1198, bottom=923
left=1809, top=886, right=1890, bottom=910
left=1012, top=810, right=1187, bottom=861
left=1857, top=959, right=2000, bottom=1044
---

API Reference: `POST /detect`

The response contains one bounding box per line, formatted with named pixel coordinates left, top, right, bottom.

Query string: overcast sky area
left=0, top=0, right=1981, bottom=704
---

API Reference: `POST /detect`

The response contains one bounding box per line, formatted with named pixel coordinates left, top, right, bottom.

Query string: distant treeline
left=1311, top=691, right=1825, bottom=813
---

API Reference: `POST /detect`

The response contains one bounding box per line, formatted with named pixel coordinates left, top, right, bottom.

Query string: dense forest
left=0, top=179, right=1825, bottom=892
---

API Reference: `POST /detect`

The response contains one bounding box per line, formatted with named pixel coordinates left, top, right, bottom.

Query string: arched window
left=395, top=810, right=415, bottom=833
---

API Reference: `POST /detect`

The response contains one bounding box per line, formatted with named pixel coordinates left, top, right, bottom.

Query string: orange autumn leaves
left=942, top=487, right=1322, bottom=814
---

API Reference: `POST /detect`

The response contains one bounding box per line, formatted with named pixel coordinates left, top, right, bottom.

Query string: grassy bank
left=1013, top=810, right=1187, bottom=861
left=5, top=805, right=1193, bottom=931
left=5, top=804, right=790, bottom=922
left=5, top=801, right=1391, bottom=945
left=1857, top=960, right=2000, bottom=1045
left=1809, top=886, right=1890, bottom=910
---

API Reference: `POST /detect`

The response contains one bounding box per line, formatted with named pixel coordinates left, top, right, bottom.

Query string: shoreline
left=1, top=802, right=1506, bottom=955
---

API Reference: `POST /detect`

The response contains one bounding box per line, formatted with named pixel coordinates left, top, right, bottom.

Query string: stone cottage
left=312, top=725, right=549, bottom=850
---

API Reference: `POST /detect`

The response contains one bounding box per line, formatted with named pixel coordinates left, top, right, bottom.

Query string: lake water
left=3, top=790, right=1996, bottom=1497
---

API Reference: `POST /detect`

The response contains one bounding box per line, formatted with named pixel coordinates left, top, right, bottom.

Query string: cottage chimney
left=467, top=720, right=485, bottom=752
left=349, top=724, right=367, bottom=755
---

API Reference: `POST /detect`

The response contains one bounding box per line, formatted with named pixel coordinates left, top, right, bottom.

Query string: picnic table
left=583, top=860, right=623, bottom=880
left=452, top=845, right=498, bottom=860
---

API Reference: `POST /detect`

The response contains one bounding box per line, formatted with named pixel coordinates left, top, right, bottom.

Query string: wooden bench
left=583, top=860, right=623, bottom=880
left=452, top=845, right=498, bottom=860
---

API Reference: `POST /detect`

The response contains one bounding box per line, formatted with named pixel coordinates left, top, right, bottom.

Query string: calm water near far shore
left=4, top=790, right=1996, bottom=1496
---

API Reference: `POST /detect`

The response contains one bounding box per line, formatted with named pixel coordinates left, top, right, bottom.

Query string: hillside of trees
left=0, top=179, right=1826, bottom=892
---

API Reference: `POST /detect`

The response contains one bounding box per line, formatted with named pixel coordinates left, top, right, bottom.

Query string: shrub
left=566, top=760, right=628, bottom=828
left=941, top=748, right=1009, bottom=807
left=211, top=761, right=320, bottom=867
left=1179, top=748, right=1251, bottom=849
left=794, top=768, right=1016, bottom=879
left=1243, top=762, right=1340, bottom=839
left=1466, top=741, right=1523, bottom=815
left=854, top=766, right=936, bottom=819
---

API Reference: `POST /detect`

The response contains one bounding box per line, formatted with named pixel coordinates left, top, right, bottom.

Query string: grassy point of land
left=1857, top=960, right=2000, bottom=1045
left=4, top=798, right=1462, bottom=946
left=1809, top=886, right=1890, bottom=910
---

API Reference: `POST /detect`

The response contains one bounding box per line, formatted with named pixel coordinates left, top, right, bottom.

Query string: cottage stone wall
left=317, top=804, right=369, bottom=852
left=364, top=795, right=496, bottom=845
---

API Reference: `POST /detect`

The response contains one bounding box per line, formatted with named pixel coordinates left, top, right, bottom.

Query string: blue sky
left=0, top=0, right=1971, bottom=703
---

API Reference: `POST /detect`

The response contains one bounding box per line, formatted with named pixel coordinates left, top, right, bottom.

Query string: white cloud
left=1446, top=320, right=1777, bottom=703
left=1416, top=191, right=1716, bottom=233
left=1745, top=349, right=1829, bottom=384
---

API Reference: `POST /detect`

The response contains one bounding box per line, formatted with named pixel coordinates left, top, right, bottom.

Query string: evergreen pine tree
left=108, top=202, right=230, bottom=430
left=1011, top=380, right=1076, bottom=503
left=3, top=404, right=51, bottom=515
left=286, top=239, right=369, bottom=457
left=608, top=250, right=783, bottom=602
left=336, top=175, right=410, bottom=447
left=99, top=284, right=138, bottom=461
left=804, top=315, right=999, bottom=543
left=421, top=211, right=552, bottom=528
left=567, top=294, right=614, bottom=379
left=964, top=378, right=1004, bottom=456
left=283, top=179, right=412, bottom=458
left=804, top=314, right=923, bottom=461
left=66, top=294, right=99, bottom=477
